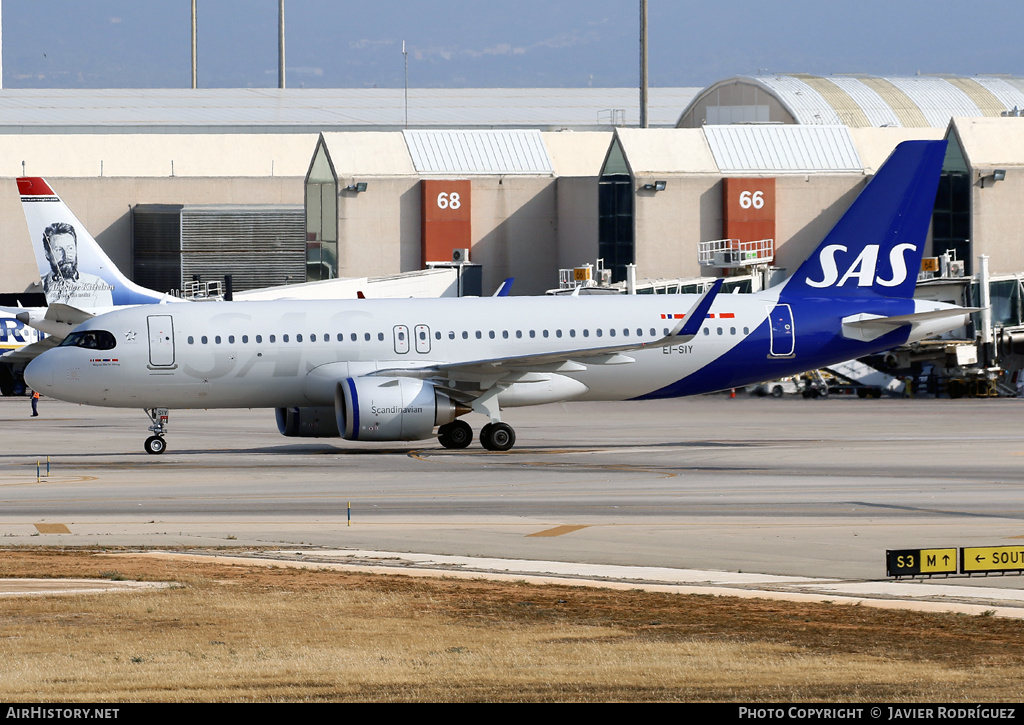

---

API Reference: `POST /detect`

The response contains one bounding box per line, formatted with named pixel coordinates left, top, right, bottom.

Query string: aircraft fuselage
left=24, top=291, right=959, bottom=410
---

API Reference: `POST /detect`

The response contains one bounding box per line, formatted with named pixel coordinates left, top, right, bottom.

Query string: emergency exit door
left=768, top=304, right=794, bottom=357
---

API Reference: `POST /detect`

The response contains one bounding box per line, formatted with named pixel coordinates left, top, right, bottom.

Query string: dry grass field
left=1, top=549, right=1023, bottom=702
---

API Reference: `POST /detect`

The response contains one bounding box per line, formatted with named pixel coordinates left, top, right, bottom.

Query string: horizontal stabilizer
left=15, top=303, right=94, bottom=338
left=842, top=307, right=979, bottom=342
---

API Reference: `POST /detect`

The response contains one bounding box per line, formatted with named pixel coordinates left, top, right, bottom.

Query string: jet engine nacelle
left=336, top=376, right=459, bottom=441
left=275, top=406, right=341, bottom=437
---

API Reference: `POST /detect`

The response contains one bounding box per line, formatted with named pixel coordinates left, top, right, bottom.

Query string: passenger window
left=256, top=335, right=263, bottom=343
left=188, top=336, right=194, bottom=345
left=269, top=335, right=276, bottom=343
left=283, top=334, right=290, bottom=343
left=476, top=331, right=482, bottom=339
left=215, top=335, right=222, bottom=344
left=377, top=333, right=384, bottom=341
left=242, top=335, right=248, bottom=343
left=489, top=331, right=495, bottom=339
left=201, top=336, right=208, bottom=344
left=502, top=331, right=509, bottom=339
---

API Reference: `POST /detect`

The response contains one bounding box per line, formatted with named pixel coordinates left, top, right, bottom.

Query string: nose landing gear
left=144, top=408, right=169, bottom=455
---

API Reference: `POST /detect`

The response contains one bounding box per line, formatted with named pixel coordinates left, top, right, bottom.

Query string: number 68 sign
left=436, top=191, right=462, bottom=209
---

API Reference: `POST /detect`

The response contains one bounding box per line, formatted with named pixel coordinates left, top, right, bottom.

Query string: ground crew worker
left=31, top=389, right=40, bottom=417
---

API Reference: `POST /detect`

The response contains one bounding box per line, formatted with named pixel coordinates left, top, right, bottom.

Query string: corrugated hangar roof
left=680, top=75, right=1024, bottom=128
left=705, top=125, right=862, bottom=173
left=404, top=130, right=553, bottom=175
left=0, top=87, right=699, bottom=133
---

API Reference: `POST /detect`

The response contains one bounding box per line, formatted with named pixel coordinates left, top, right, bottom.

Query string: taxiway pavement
left=1, top=394, right=1022, bottom=612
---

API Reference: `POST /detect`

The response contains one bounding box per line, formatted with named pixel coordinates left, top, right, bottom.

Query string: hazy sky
left=5, top=1, right=1024, bottom=89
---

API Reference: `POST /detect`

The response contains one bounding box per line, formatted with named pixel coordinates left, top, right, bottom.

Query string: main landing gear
left=144, top=408, right=169, bottom=455
left=437, top=419, right=516, bottom=452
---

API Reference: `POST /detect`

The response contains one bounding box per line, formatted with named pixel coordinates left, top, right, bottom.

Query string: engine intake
left=337, top=376, right=459, bottom=441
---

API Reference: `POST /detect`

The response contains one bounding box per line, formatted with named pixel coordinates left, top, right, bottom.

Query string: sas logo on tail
left=805, top=243, right=916, bottom=288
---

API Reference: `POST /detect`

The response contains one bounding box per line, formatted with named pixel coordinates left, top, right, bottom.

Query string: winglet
left=678, top=278, right=723, bottom=337
left=493, top=278, right=514, bottom=297
left=643, top=278, right=724, bottom=349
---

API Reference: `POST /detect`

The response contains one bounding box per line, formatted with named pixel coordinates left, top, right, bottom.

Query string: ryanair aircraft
left=25, top=141, right=971, bottom=454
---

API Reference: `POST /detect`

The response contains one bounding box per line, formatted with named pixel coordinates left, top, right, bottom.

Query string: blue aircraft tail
left=782, top=140, right=947, bottom=300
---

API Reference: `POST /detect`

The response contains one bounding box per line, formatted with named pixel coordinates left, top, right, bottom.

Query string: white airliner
left=25, top=141, right=972, bottom=454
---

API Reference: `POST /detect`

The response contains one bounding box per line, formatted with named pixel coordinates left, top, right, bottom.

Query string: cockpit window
left=59, top=330, right=117, bottom=351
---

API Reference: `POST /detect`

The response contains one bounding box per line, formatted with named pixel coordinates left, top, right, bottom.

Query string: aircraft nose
left=24, top=352, right=54, bottom=392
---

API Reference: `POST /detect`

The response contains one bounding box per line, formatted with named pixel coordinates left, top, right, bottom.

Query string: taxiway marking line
left=527, top=525, right=589, bottom=537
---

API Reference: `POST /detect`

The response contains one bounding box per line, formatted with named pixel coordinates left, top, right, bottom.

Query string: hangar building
left=2, top=79, right=1024, bottom=298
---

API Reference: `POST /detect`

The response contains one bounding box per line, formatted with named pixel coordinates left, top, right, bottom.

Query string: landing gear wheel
left=438, top=420, right=473, bottom=449
left=480, top=422, right=516, bottom=452
left=144, top=436, right=166, bottom=455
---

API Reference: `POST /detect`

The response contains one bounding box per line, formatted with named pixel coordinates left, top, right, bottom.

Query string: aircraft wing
left=0, top=336, right=61, bottom=365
